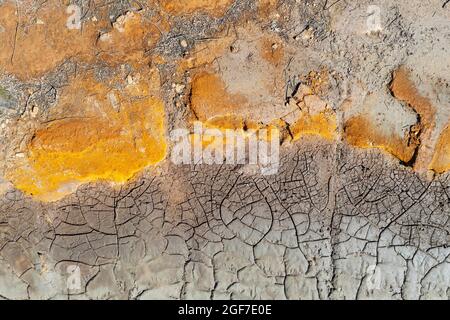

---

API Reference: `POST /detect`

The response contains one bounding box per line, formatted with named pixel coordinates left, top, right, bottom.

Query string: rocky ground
left=0, top=0, right=449, bottom=299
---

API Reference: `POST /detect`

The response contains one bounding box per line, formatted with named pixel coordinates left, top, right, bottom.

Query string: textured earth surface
left=0, top=0, right=449, bottom=299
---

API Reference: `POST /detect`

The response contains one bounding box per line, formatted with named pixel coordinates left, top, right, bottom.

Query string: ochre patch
left=182, top=23, right=290, bottom=126
left=189, top=72, right=247, bottom=121
left=291, top=111, right=337, bottom=141
left=390, top=67, right=436, bottom=171
left=0, top=1, right=102, bottom=80
left=6, top=71, right=167, bottom=202
left=0, top=2, right=161, bottom=80
left=344, top=115, right=418, bottom=163
left=258, top=0, right=279, bottom=18
left=430, top=124, right=450, bottom=173
left=159, top=0, right=234, bottom=17
left=260, top=38, right=285, bottom=66
left=390, top=68, right=435, bottom=128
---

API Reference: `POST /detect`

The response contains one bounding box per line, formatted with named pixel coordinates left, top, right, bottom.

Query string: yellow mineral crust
left=343, top=66, right=444, bottom=169
left=291, top=111, right=337, bottom=141
left=6, top=71, right=167, bottom=202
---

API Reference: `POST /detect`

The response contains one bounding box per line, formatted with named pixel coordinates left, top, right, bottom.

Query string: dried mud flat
left=0, top=0, right=449, bottom=300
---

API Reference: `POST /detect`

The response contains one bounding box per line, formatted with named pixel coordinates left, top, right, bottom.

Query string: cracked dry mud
left=0, top=0, right=449, bottom=300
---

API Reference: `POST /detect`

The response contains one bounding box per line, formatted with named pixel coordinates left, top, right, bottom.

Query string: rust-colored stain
left=258, top=0, right=279, bottom=18
left=6, top=71, right=167, bottom=202
left=0, top=2, right=102, bottom=80
left=344, top=115, right=418, bottom=164
left=187, top=119, right=280, bottom=159
left=202, top=115, right=247, bottom=131
left=430, top=124, right=450, bottom=173
left=390, top=68, right=435, bottom=128
left=291, top=111, right=337, bottom=141
left=0, top=2, right=162, bottom=80
left=260, top=38, right=285, bottom=66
